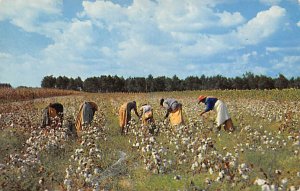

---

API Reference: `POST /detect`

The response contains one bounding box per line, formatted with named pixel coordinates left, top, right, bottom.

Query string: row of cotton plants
left=123, top=96, right=300, bottom=190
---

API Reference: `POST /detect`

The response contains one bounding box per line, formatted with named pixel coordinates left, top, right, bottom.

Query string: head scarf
left=198, top=95, right=206, bottom=104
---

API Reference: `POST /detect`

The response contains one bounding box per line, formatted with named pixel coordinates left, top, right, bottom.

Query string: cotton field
left=0, top=90, right=299, bottom=190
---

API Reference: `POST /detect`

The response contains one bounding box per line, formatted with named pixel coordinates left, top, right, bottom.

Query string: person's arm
left=164, top=107, right=172, bottom=118
left=134, top=106, right=140, bottom=118
left=139, top=107, right=143, bottom=117
left=200, top=110, right=207, bottom=116
left=200, top=98, right=213, bottom=116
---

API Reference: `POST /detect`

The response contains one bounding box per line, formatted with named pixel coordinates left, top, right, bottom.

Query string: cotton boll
left=209, top=167, right=214, bottom=174
left=281, top=178, right=288, bottom=189
left=254, top=178, right=267, bottom=186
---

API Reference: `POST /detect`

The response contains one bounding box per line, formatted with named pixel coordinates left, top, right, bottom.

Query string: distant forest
left=36, top=73, right=300, bottom=92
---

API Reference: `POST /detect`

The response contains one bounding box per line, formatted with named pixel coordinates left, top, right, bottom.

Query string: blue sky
left=0, top=0, right=300, bottom=87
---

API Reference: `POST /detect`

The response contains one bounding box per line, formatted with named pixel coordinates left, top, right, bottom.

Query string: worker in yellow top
left=41, top=103, right=64, bottom=128
left=139, top=104, right=155, bottom=126
left=160, top=98, right=184, bottom=126
left=119, top=101, right=140, bottom=135
left=75, top=101, right=98, bottom=133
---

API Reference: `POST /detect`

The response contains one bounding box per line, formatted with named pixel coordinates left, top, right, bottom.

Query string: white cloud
left=155, top=0, right=245, bottom=33
left=80, top=0, right=246, bottom=59
left=297, top=21, right=300, bottom=27
left=272, top=56, right=300, bottom=77
left=282, top=56, right=300, bottom=64
left=236, top=6, right=286, bottom=45
left=155, top=0, right=219, bottom=33
left=43, top=19, right=94, bottom=59
left=260, top=0, right=282, bottom=5
left=266, top=46, right=300, bottom=53
left=0, top=52, right=12, bottom=59
left=100, top=47, right=115, bottom=57
left=0, top=0, right=62, bottom=36
left=1, top=0, right=298, bottom=87
left=237, top=51, right=258, bottom=64
left=117, top=37, right=177, bottom=70
left=217, top=11, right=245, bottom=27
left=81, top=0, right=128, bottom=30
left=179, top=35, right=231, bottom=57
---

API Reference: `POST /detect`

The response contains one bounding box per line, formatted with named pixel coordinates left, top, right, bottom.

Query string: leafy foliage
left=41, top=73, right=300, bottom=92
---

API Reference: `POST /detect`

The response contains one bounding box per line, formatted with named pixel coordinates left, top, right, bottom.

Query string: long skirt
left=169, top=106, right=184, bottom=126
left=119, top=103, right=128, bottom=133
left=75, top=103, right=84, bottom=133
left=214, top=100, right=230, bottom=127
left=75, top=102, right=97, bottom=133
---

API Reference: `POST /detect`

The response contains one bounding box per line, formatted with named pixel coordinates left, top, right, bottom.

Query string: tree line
left=0, top=83, right=12, bottom=88
left=40, top=73, right=300, bottom=92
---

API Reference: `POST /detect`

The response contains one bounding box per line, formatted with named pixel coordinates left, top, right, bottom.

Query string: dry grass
left=0, top=87, right=80, bottom=103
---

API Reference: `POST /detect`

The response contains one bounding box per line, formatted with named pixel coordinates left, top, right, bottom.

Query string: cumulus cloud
left=43, top=19, right=95, bottom=59
left=0, top=0, right=63, bottom=37
left=297, top=21, right=300, bottom=27
left=154, top=0, right=243, bottom=33
left=0, top=0, right=299, bottom=87
left=217, top=11, right=245, bottom=27
left=179, top=34, right=231, bottom=57
left=155, top=1, right=218, bottom=32
left=236, top=6, right=286, bottom=45
left=80, top=0, right=128, bottom=30
left=116, top=37, right=178, bottom=76
left=79, top=0, right=246, bottom=59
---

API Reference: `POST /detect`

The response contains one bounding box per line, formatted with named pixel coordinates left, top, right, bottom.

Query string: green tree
left=274, top=74, right=289, bottom=89
left=153, top=76, right=166, bottom=91
left=146, top=75, right=154, bottom=92
left=56, top=76, right=69, bottom=89
left=257, top=75, right=274, bottom=89
left=74, top=77, right=83, bottom=91
left=41, top=75, right=56, bottom=88
left=83, top=77, right=99, bottom=92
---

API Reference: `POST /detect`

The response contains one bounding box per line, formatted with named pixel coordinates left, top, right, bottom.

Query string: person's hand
left=163, top=118, right=168, bottom=124
left=200, top=112, right=205, bottom=117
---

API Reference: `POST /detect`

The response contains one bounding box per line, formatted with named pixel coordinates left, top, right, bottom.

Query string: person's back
left=41, top=107, right=50, bottom=128
left=163, top=98, right=178, bottom=112
left=204, top=97, right=218, bottom=112
left=82, top=102, right=96, bottom=124
left=119, top=101, right=139, bottom=135
left=127, top=101, right=137, bottom=112
left=75, top=101, right=98, bottom=133
left=41, top=103, right=64, bottom=128
left=140, top=105, right=151, bottom=114
left=160, top=98, right=183, bottom=126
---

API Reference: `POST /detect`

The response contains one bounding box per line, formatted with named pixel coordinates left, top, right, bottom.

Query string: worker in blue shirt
left=198, top=95, right=234, bottom=132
